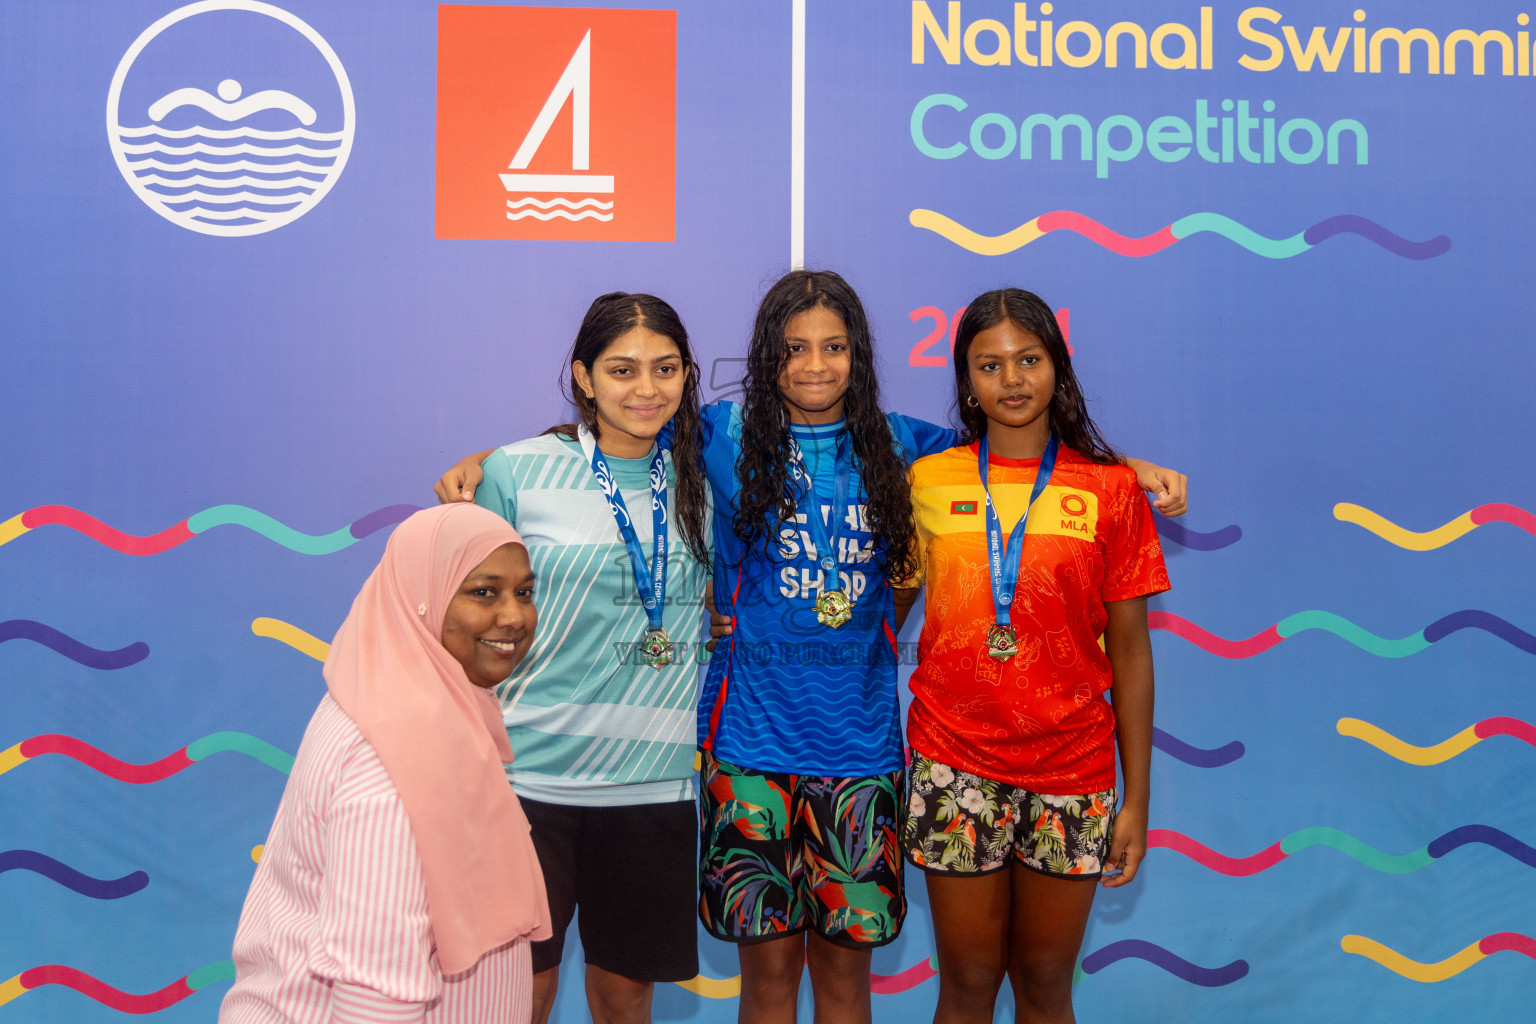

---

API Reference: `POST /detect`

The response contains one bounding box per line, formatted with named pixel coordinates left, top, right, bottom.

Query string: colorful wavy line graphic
left=252, top=617, right=330, bottom=662
left=910, top=209, right=1450, bottom=260
left=0, top=732, right=293, bottom=782
left=1152, top=727, right=1244, bottom=767
left=1150, top=824, right=1536, bottom=875
left=674, top=958, right=938, bottom=999
left=0, top=620, right=148, bottom=670
left=1342, top=933, right=1536, bottom=982
left=1079, top=940, right=1248, bottom=986
left=0, top=850, right=147, bottom=899
left=1152, top=514, right=1242, bottom=551
left=1333, top=502, right=1536, bottom=550
left=1149, top=609, right=1536, bottom=659
left=1337, top=716, right=1536, bottom=764
left=0, top=503, right=419, bottom=555
left=0, top=960, right=233, bottom=1011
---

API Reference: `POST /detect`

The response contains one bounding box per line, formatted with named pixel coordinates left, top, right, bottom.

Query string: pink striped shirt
left=220, top=696, right=532, bottom=1024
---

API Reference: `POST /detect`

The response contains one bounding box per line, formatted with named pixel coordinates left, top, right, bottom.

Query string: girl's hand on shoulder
left=1124, top=458, right=1188, bottom=518
left=433, top=451, right=493, bottom=504
left=1101, top=803, right=1147, bottom=887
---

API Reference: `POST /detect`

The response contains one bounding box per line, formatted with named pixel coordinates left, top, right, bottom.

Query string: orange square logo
left=436, top=5, right=675, bottom=241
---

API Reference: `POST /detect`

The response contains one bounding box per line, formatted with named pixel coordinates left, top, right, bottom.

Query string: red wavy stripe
left=19, top=506, right=193, bottom=555
left=871, top=958, right=937, bottom=994
left=1479, top=932, right=1536, bottom=958
left=18, top=966, right=192, bottom=1013
left=1036, top=211, right=1178, bottom=256
left=1147, top=612, right=1283, bottom=658
left=1474, top=717, right=1536, bottom=746
left=1148, top=829, right=1288, bottom=876
left=19, top=735, right=193, bottom=783
left=1469, top=503, right=1536, bottom=535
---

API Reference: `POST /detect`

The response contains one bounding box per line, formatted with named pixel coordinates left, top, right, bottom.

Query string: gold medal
left=985, top=623, right=1017, bottom=661
left=640, top=627, right=674, bottom=667
left=815, top=588, right=853, bottom=629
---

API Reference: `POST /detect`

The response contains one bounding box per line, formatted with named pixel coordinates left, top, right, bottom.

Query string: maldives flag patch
left=950, top=500, right=978, bottom=515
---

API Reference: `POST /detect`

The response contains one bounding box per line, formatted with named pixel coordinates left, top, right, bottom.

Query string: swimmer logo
left=436, top=6, right=676, bottom=241
left=106, top=1, right=355, bottom=237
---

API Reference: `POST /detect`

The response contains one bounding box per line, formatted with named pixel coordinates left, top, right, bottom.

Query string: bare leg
left=1005, top=866, right=1096, bottom=1024
left=805, top=932, right=872, bottom=1024
left=584, top=964, right=654, bottom=1024
left=925, top=871, right=1013, bottom=1024
left=530, top=967, right=558, bottom=1024
left=737, top=934, right=806, bottom=1024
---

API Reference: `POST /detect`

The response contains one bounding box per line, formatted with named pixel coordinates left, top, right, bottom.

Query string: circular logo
left=106, top=1, right=355, bottom=237
left=1060, top=493, right=1088, bottom=517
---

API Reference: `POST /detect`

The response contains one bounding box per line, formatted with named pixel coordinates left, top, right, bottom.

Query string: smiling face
left=440, top=543, right=537, bottom=688
left=966, top=319, right=1057, bottom=458
left=572, top=326, right=688, bottom=459
left=777, top=304, right=851, bottom=425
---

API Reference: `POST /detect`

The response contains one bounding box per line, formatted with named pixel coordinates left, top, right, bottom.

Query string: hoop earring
left=965, top=395, right=979, bottom=407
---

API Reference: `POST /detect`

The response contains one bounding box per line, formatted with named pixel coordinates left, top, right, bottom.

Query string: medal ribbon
left=786, top=426, right=853, bottom=591
left=979, top=433, right=1059, bottom=629
left=578, top=425, right=668, bottom=633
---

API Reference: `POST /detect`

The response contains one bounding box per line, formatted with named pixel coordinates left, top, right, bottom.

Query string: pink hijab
left=323, top=503, right=551, bottom=974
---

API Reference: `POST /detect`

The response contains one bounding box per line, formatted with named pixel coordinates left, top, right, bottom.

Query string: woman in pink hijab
left=221, top=504, right=552, bottom=1024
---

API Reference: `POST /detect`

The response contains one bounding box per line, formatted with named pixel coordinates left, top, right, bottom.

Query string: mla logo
left=1060, top=494, right=1088, bottom=517
left=436, top=6, right=676, bottom=241
left=107, top=1, right=355, bottom=237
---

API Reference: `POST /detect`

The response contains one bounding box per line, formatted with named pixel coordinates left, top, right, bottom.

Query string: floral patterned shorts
left=901, top=752, right=1117, bottom=878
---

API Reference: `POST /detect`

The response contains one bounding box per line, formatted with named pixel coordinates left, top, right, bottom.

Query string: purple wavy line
left=1080, top=940, right=1249, bottom=986
left=1422, top=610, right=1536, bottom=654
left=349, top=504, right=421, bottom=540
left=0, top=620, right=149, bottom=669
left=1427, top=825, right=1536, bottom=868
left=1152, top=727, right=1245, bottom=767
left=0, top=850, right=148, bottom=899
left=1303, top=215, right=1451, bottom=260
left=1153, top=514, right=1242, bottom=551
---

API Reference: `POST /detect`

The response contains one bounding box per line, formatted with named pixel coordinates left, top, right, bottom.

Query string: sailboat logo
left=106, top=1, right=356, bottom=237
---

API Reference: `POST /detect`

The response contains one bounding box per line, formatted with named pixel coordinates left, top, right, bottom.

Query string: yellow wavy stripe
left=251, top=617, right=330, bottom=662
left=1341, top=935, right=1485, bottom=981
left=0, top=514, right=28, bottom=549
left=1336, top=718, right=1481, bottom=765
left=0, top=743, right=27, bottom=778
left=0, top=975, right=28, bottom=1007
left=673, top=973, right=741, bottom=998
left=909, top=209, right=1044, bottom=256
left=1332, top=503, right=1476, bottom=551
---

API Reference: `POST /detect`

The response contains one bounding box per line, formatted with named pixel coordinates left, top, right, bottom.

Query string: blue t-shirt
left=697, top=400, right=957, bottom=775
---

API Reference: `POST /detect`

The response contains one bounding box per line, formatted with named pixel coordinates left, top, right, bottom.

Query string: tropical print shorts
left=902, top=752, right=1116, bottom=878
left=698, top=752, right=905, bottom=948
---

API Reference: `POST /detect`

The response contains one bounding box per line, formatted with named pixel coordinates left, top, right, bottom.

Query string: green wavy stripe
left=1280, top=827, right=1433, bottom=874
left=185, top=732, right=295, bottom=774
left=186, top=505, right=359, bottom=554
left=186, top=960, right=237, bottom=991
left=1170, top=213, right=1310, bottom=259
left=1276, top=611, right=1431, bottom=657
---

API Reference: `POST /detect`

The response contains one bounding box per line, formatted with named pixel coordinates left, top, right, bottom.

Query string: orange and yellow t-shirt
left=904, top=443, right=1169, bottom=793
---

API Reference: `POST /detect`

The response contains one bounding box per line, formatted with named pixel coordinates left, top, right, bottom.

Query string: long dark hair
left=951, top=288, right=1120, bottom=464
left=545, top=292, right=710, bottom=566
left=732, top=270, right=918, bottom=583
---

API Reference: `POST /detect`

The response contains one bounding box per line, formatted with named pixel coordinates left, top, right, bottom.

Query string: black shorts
left=520, top=797, right=699, bottom=983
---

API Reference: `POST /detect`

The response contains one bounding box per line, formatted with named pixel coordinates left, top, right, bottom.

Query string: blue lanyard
left=578, top=425, right=668, bottom=631
left=786, top=427, right=853, bottom=581
left=979, top=434, right=1058, bottom=626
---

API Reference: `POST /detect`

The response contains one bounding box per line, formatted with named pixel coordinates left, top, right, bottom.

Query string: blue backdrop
left=3, top=2, right=1532, bottom=1020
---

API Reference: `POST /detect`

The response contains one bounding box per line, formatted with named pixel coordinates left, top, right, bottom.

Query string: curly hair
left=543, top=292, right=711, bottom=567
left=950, top=288, right=1120, bottom=465
left=731, top=270, right=918, bottom=583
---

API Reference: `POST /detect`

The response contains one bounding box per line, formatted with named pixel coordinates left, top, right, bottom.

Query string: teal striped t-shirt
left=476, top=432, right=710, bottom=806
